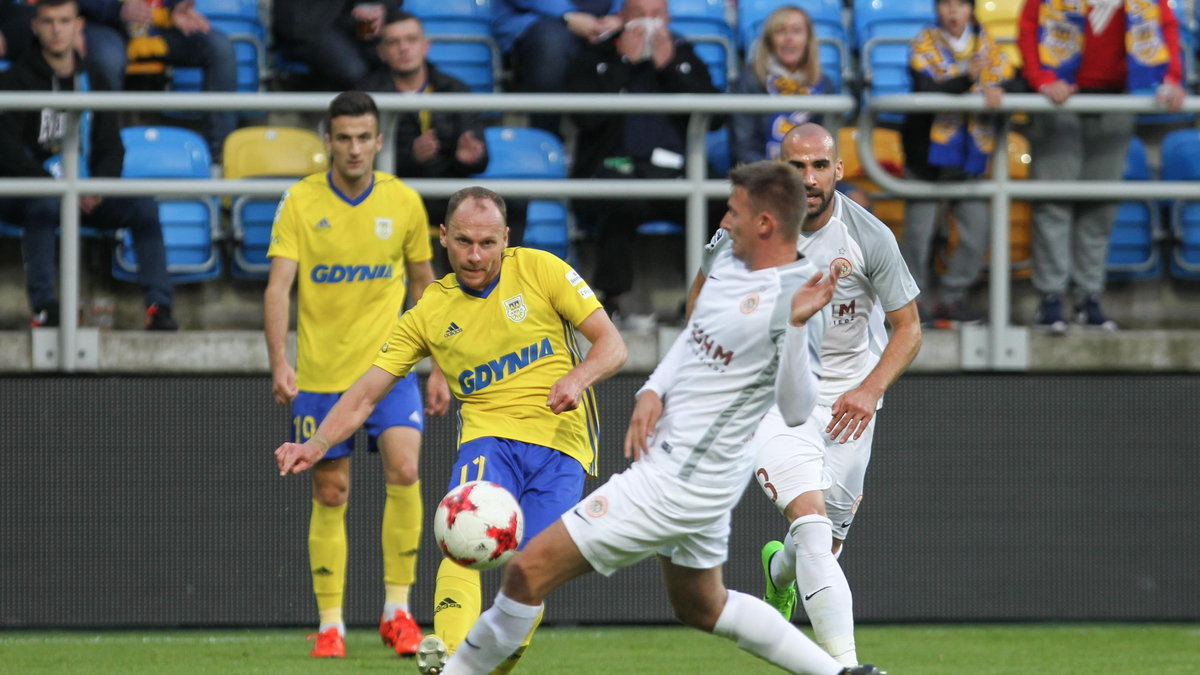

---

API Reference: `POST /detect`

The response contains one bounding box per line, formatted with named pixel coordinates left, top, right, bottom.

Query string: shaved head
left=782, top=122, right=838, bottom=161
left=779, top=122, right=843, bottom=228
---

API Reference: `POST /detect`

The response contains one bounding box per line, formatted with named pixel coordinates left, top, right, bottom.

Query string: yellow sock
left=383, top=482, right=422, bottom=594
left=309, top=499, right=348, bottom=622
left=493, top=607, right=544, bottom=674
left=433, top=557, right=481, bottom=653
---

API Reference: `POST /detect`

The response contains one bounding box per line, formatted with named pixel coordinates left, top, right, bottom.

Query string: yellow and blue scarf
left=1036, top=0, right=1170, bottom=91
left=910, top=24, right=1011, bottom=175
left=764, top=59, right=833, bottom=160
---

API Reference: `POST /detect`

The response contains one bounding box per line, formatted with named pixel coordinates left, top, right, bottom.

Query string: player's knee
left=500, top=552, right=545, bottom=605
left=311, top=473, right=349, bottom=506
left=383, top=456, right=419, bottom=485
left=791, top=514, right=834, bottom=560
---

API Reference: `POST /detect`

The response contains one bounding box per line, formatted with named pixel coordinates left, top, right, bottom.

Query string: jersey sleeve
left=863, top=223, right=920, bottom=312
left=372, top=304, right=432, bottom=378
left=401, top=189, right=433, bottom=264
left=533, top=249, right=604, bottom=327
left=266, top=187, right=300, bottom=261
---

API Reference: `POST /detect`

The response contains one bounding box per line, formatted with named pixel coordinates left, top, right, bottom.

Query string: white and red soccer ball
left=433, top=481, right=525, bottom=570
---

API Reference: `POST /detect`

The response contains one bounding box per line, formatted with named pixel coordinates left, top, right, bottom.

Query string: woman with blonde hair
left=731, top=5, right=835, bottom=165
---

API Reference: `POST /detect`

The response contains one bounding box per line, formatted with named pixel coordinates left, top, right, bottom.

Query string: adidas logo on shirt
left=314, top=218, right=331, bottom=229
left=444, top=322, right=462, bottom=337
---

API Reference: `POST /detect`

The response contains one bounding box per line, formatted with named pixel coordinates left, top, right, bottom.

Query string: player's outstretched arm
left=546, top=308, right=627, bottom=414
left=827, top=299, right=921, bottom=443
left=264, top=257, right=299, bottom=404
left=275, top=366, right=399, bottom=475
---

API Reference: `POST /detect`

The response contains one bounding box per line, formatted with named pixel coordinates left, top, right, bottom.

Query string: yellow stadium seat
left=837, top=126, right=907, bottom=238
left=222, top=126, right=328, bottom=180
left=976, top=0, right=1023, bottom=70
left=222, top=126, right=328, bottom=279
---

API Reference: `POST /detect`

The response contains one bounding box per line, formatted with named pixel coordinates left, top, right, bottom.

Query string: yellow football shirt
left=373, top=247, right=604, bottom=473
left=268, top=171, right=431, bottom=392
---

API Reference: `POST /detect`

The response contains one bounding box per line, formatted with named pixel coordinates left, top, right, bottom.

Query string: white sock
left=772, top=531, right=798, bottom=589
left=713, top=589, right=844, bottom=674
left=382, top=602, right=409, bottom=618
left=317, top=621, right=345, bottom=636
left=444, top=591, right=542, bottom=674
left=791, top=515, right=857, bottom=666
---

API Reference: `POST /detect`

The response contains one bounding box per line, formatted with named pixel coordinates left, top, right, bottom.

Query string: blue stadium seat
left=1161, top=129, right=1200, bottom=279
left=854, top=0, right=934, bottom=120
left=405, top=0, right=500, bottom=92
left=737, top=0, right=849, bottom=91
left=1107, top=136, right=1162, bottom=280
left=112, top=127, right=222, bottom=283
left=474, top=127, right=571, bottom=259
left=668, top=0, right=736, bottom=90
left=174, top=0, right=265, bottom=94
left=475, top=127, right=566, bottom=179
left=706, top=126, right=731, bottom=177
left=524, top=200, right=571, bottom=260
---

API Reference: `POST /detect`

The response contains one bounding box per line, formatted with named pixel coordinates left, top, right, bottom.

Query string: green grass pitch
left=2, top=624, right=1197, bottom=673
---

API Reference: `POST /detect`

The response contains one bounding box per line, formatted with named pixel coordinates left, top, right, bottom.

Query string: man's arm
left=545, top=308, right=627, bottom=414
left=826, top=299, right=921, bottom=443
left=264, top=257, right=299, bottom=404
left=405, top=259, right=451, bottom=415
left=275, top=365, right=400, bottom=474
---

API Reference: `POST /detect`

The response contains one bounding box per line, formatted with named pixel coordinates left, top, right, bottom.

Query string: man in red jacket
left=1017, top=0, right=1185, bottom=332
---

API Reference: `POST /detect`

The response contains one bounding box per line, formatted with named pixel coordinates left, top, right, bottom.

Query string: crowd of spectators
left=1, top=0, right=1197, bottom=331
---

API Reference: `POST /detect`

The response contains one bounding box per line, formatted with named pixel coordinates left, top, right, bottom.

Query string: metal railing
left=0, top=91, right=1197, bottom=371
left=0, top=92, right=854, bottom=370
left=860, top=93, right=1200, bottom=369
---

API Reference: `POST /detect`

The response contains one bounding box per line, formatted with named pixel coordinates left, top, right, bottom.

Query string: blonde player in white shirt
left=437, top=161, right=885, bottom=675
left=688, top=123, right=921, bottom=667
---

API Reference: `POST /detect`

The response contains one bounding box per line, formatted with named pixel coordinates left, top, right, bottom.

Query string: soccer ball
left=434, top=481, right=525, bottom=570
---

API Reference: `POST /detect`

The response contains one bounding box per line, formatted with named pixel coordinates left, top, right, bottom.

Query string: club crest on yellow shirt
left=375, top=217, right=393, bottom=240
left=504, top=294, right=528, bottom=322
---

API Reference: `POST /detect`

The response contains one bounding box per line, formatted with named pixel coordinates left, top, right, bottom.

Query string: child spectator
left=899, top=0, right=1013, bottom=326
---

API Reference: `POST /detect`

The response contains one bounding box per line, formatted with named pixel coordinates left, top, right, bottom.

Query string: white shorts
left=750, top=404, right=876, bottom=540
left=561, top=459, right=739, bottom=576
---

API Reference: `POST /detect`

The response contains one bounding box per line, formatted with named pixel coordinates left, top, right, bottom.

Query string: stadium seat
left=222, top=126, right=328, bottom=279
left=1161, top=129, right=1200, bottom=279
left=737, top=0, right=849, bottom=91
left=475, top=127, right=566, bottom=179
left=854, top=0, right=935, bottom=121
left=405, top=0, right=500, bottom=92
left=668, top=0, right=737, bottom=90
left=706, top=126, right=731, bottom=177
left=975, top=0, right=1022, bottom=69
left=474, top=127, right=571, bottom=259
left=1106, top=136, right=1162, bottom=280
left=173, top=0, right=265, bottom=94
left=837, top=125, right=906, bottom=237
left=112, top=127, right=223, bottom=283
left=524, top=200, right=571, bottom=260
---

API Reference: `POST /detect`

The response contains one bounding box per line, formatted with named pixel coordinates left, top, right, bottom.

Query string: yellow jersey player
left=275, top=186, right=627, bottom=674
left=264, top=91, right=450, bottom=660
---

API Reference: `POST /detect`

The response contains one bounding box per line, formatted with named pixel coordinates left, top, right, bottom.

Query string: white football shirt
left=797, top=192, right=919, bottom=405
left=640, top=232, right=827, bottom=490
